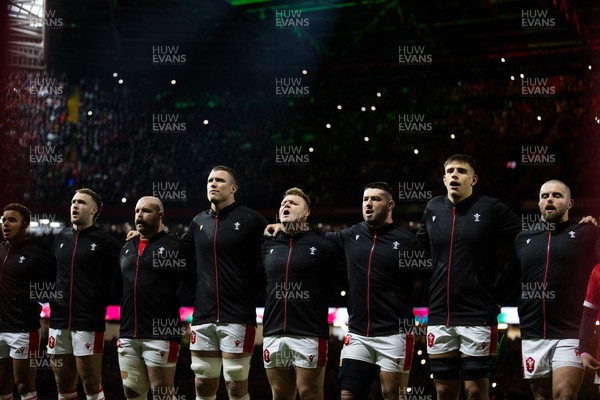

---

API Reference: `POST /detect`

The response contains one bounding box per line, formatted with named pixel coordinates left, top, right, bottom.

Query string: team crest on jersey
left=19, top=256, right=25, bottom=263
left=60, top=243, right=64, bottom=248
left=569, top=231, right=576, bottom=239
left=427, top=332, right=435, bottom=348
left=17, top=347, right=25, bottom=354
left=526, top=239, right=531, bottom=244
left=481, top=342, right=488, bottom=350
left=234, top=222, right=241, bottom=231
left=90, top=243, right=97, bottom=251
left=355, top=235, right=360, bottom=241
left=158, top=247, right=165, bottom=255
left=200, top=225, right=203, bottom=230
left=432, top=216, right=436, bottom=222
left=395, top=358, right=401, bottom=366
left=574, top=347, right=580, bottom=357
left=263, top=349, right=271, bottom=363
left=309, top=355, right=315, bottom=362
left=160, top=350, right=166, bottom=358
left=85, top=343, right=91, bottom=350
left=474, top=213, right=481, bottom=222
left=48, top=336, right=56, bottom=349
left=269, top=248, right=274, bottom=254
left=343, top=334, right=351, bottom=346
left=309, top=247, right=316, bottom=255
left=526, top=356, right=535, bottom=373
left=190, top=331, right=196, bottom=345
left=393, top=241, right=399, bottom=250
left=116, top=339, right=121, bottom=348
left=235, top=339, right=241, bottom=347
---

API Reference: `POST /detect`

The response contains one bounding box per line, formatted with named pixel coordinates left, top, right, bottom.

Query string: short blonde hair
left=284, top=187, right=310, bottom=208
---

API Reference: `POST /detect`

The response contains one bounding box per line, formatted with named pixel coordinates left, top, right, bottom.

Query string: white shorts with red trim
left=46, top=328, right=104, bottom=356
left=340, top=332, right=414, bottom=373
left=0, top=331, right=40, bottom=359
left=426, top=325, right=498, bottom=357
left=521, top=338, right=582, bottom=379
left=189, top=323, right=255, bottom=354
left=263, top=335, right=327, bottom=369
left=117, top=338, right=179, bottom=367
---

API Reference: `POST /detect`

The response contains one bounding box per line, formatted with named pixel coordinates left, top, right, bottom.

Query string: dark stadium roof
left=47, top=0, right=600, bottom=75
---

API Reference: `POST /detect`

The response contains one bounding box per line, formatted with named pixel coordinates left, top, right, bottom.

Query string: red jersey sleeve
left=584, top=263, right=600, bottom=309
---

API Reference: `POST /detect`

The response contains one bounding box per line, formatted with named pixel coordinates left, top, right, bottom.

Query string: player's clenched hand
left=263, top=223, right=282, bottom=238
left=579, top=216, right=598, bottom=226
left=582, top=352, right=600, bottom=371
left=126, top=230, right=140, bottom=241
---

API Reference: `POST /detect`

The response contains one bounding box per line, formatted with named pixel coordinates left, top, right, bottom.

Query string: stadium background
left=1, top=0, right=600, bottom=398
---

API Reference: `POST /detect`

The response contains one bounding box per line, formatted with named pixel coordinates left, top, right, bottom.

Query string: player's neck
left=367, top=218, right=393, bottom=230
left=7, top=235, right=26, bottom=247
left=212, top=198, right=235, bottom=214
left=140, top=227, right=163, bottom=240
left=541, top=215, right=569, bottom=225
left=73, top=222, right=93, bottom=232
left=447, top=192, right=472, bottom=205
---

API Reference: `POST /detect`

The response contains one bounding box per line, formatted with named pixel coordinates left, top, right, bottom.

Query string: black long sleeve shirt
left=516, top=222, right=600, bottom=339
left=181, top=203, right=268, bottom=326
left=50, top=226, right=121, bottom=331
left=262, top=230, right=344, bottom=338
left=327, top=222, right=424, bottom=337
left=0, top=240, right=51, bottom=332
left=119, top=231, right=193, bottom=342
left=416, top=194, right=520, bottom=326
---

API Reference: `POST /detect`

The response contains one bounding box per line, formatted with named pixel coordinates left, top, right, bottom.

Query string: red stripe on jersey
left=366, top=231, right=377, bottom=336
left=167, top=341, right=180, bottom=363
left=68, top=234, right=79, bottom=330
left=283, top=239, right=293, bottom=333
left=213, top=215, right=220, bottom=321
left=243, top=325, right=256, bottom=353
left=93, top=332, right=104, bottom=354
left=446, top=207, right=456, bottom=326
left=404, top=333, right=414, bottom=371
left=317, top=338, right=328, bottom=367
left=542, top=231, right=552, bottom=339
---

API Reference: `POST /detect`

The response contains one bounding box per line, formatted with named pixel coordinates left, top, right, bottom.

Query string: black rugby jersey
left=0, top=239, right=51, bottom=332
left=51, top=226, right=121, bottom=331
left=416, top=194, right=520, bottom=326
left=119, top=231, right=193, bottom=342
left=262, top=230, right=343, bottom=338
left=181, top=203, right=268, bottom=326
left=328, top=222, right=424, bottom=337
left=516, top=222, right=600, bottom=339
